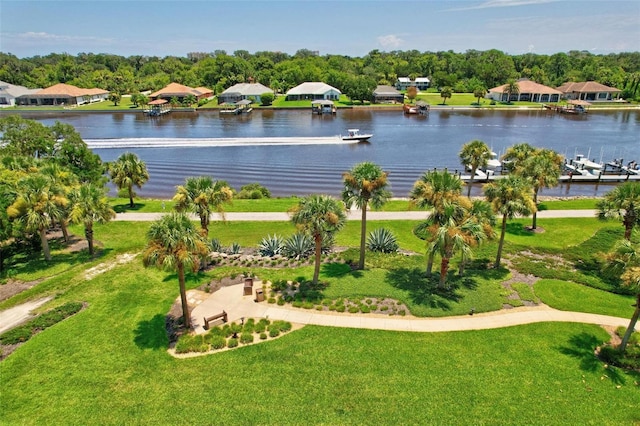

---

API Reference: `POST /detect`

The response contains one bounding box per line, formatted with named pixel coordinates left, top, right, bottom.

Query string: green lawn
left=2, top=215, right=639, bottom=424
left=538, top=198, right=599, bottom=210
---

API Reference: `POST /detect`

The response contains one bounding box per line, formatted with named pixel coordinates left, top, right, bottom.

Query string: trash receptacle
left=243, top=282, right=252, bottom=296
left=255, top=288, right=264, bottom=302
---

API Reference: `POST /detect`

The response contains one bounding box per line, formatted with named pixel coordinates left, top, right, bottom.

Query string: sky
left=1, top=0, right=639, bottom=58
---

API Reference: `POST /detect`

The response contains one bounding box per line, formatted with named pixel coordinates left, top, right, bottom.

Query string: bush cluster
left=174, top=318, right=292, bottom=354
left=0, top=302, right=83, bottom=345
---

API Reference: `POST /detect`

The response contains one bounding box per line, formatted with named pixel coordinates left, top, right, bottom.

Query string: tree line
left=1, top=49, right=640, bottom=100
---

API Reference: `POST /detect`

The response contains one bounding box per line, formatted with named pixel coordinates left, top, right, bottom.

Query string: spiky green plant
left=283, top=233, right=314, bottom=259
left=367, top=228, right=399, bottom=253
left=258, top=234, right=284, bottom=257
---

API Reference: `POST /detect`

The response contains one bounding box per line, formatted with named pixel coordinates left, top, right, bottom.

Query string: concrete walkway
left=0, top=296, right=54, bottom=334
left=190, top=282, right=629, bottom=335
left=116, top=209, right=598, bottom=222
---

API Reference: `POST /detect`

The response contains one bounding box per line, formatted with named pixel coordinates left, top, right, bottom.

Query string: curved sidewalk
left=116, top=209, right=598, bottom=222
left=190, top=282, right=628, bottom=335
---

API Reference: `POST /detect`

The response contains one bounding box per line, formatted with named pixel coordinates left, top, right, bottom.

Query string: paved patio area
left=190, top=282, right=629, bottom=335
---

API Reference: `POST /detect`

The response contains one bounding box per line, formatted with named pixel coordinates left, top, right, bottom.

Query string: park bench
left=203, top=311, right=228, bottom=330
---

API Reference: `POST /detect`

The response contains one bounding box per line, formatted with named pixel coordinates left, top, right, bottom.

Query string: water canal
left=24, top=108, right=640, bottom=198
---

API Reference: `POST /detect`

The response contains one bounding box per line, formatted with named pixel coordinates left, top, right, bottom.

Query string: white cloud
left=445, top=0, right=557, bottom=12
left=377, top=34, right=404, bottom=49
left=4, top=31, right=113, bottom=44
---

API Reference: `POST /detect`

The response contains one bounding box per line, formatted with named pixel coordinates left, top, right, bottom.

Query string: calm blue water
left=25, top=108, right=640, bottom=198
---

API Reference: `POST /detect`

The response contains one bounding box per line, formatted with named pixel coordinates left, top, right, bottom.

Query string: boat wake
left=85, top=136, right=356, bottom=149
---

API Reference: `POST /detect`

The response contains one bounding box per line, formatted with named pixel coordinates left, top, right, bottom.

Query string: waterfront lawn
left=535, top=279, right=635, bottom=318
left=417, top=92, right=541, bottom=108
left=538, top=198, right=598, bottom=210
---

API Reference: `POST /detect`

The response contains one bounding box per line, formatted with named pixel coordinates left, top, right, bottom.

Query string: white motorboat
left=573, top=154, right=602, bottom=171
left=341, top=129, right=373, bottom=142
left=486, top=151, right=501, bottom=170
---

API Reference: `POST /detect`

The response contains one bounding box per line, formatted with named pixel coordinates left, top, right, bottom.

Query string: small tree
left=108, top=92, right=121, bottom=106
left=597, top=182, right=640, bottom=241
left=260, top=92, right=275, bottom=106
left=406, top=86, right=418, bottom=104
left=440, top=86, right=452, bottom=105
left=473, top=87, right=486, bottom=105
left=108, top=152, right=149, bottom=208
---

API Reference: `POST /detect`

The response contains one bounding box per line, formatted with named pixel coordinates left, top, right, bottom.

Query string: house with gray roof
left=286, top=82, right=341, bottom=101
left=0, top=81, right=41, bottom=107
left=373, top=85, right=404, bottom=104
left=218, top=83, right=273, bottom=104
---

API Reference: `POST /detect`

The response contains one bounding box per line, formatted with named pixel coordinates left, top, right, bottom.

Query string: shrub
left=370, top=304, right=378, bottom=311
left=277, top=297, right=285, bottom=306
left=329, top=305, right=337, bottom=311
left=175, top=334, right=207, bottom=354
left=316, top=305, right=324, bottom=311
left=268, top=297, right=276, bottom=304
left=269, top=328, right=280, bottom=338
left=360, top=305, right=371, bottom=314
left=210, top=238, right=222, bottom=252
left=336, top=305, right=346, bottom=313
left=260, top=92, right=275, bottom=106
left=348, top=306, right=359, bottom=313
left=283, top=233, right=314, bottom=259
left=227, top=338, right=239, bottom=348
left=209, top=335, right=226, bottom=350
left=237, top=183, right=271, bottom=199
left=302, top=302, right=314, bottom=309
left=242, top=321, right=255, bottom=334
left=240, top=333, right=254, bottom=344
left=259, top=332, right=268, bottom=340
left=292, top=301, right=303, bottom=308
left=367, top=228, right=399, bottom=253
left=258, top=234, right=284, bottom=257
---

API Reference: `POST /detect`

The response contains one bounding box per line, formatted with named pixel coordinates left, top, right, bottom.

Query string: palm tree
left=503, top=79, right=520, bottom=103
left=459, top=140, right=492, bottom=198
left=108, top=152, right=149, bottom=208
left=289, top=195, right=346, bottom=284
left=40, top=162, right=78, bottom=243
left=143, top=212, right=210, bottom=328
left=602, top=238, right=640, bottom=352
left=7, top=174, right=66, bottom=261
left=410, top=170, right=464, bottom=276
left=173, top=176, right=233, bottom=237
left=484, top=176, right=536, bottom=268
left=500, top=143, right=536, bottom=174
left=597, top=182, right=640, bottom=241
left=473, top=87, right=486, bottom=105
left=69, top=184, right=116, bottom=256
left=521, top=148, right=564, bottom=229
left=342, top=162, right=391, bottom=270
left=458, top=200, right=496, bottom=275
left=440, top=86, right=452, bottom=105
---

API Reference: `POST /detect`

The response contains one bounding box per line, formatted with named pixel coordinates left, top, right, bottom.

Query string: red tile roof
left=489, top=80, right=561, bottom=95
left=150, top=82, right=212, bottom=97
left=557, top=81, right=621, bottom=93
left=33, top=83, right=107, bottom=97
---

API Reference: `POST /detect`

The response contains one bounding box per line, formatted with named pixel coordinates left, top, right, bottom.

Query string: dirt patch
left=524, top=226, right=546, bottom=234
left=0, top=279, right=43, bottom=302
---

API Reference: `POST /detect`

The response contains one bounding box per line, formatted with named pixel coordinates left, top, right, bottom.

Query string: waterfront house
left=556, top=81, right=622, bottom=102
left=487, top=79, right=561, bottom=103
left=150, top=83, right=213, bottom=103
left=395, top=77, right=430, bottom=91
left=373, top=85, right=404, bottom=104
left=16, top=83, right=108, bottom=106
left=218, top=83, right=273, bottom=104
left=286, top=82, right=341, bottom=101
left=0, top=81, right=41, bottom=107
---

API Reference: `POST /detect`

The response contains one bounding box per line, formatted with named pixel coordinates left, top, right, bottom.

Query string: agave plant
left=283, top=233, right=314, bottom=259
left=258, top=234, right=284, bottom=257
left=227, top=242, right=242, bottom=255
left=210, top=238, right=222, bottom=252
left=367, top=228, right=399, bottom=253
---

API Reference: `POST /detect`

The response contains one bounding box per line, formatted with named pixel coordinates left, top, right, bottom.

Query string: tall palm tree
left=410, top=170, right=464, bottom=276
left=597, top=182, right=640, bottom=241
left=602, top=238, right=640, bottom=352
left=173, top=176, right=233, bottom=237
left=458, top=200, right=496, bottom=275
left=521, top=148, right=564, bottom=229
left=108, top=152, right=149, bottom=208
left=342, top=162, right=391, bottom=270
left=289, top=195, right=346, bottom=284
left=500, top=142, right=536, bottom=174
left=143, top=212, right=210, bottom=328
left=459, top=139, right=492, bottom=198
left=69, top=184, right=116, bottom=256
left=7, top=174, right=66, bottom=261
left=484, top=176, right=536, bottom=268
left=503, top=79, right=520, bottom=103
left=40, top=162, right=78, bottom=243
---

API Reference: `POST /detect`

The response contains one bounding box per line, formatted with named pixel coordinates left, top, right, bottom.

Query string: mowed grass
left=2, top=212, right=640, bottom=423
left=535, top=279, right=636, bottom=318
left=2, top=282, right=638, bottom=426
